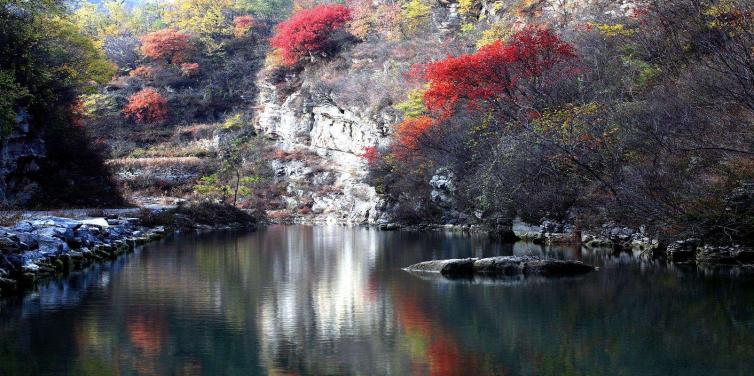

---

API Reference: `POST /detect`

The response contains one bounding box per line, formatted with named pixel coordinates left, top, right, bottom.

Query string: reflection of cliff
left=255, top=226, right=404, bottom=374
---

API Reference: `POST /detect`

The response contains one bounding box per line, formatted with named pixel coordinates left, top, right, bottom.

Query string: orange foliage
left=393, top=116, right=435, bottom=160
left=179, top=62, right=200, bottom=76
left=140, top=29, right=194, bottom=64
left=234, top=15, right=255, bottom=38
left=123, top=88, right=168, bottom=124
left=129, top=65, right=156, bottom=78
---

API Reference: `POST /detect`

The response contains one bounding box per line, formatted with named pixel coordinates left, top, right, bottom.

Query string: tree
left=270, top=4, right=352, bottom=66
left=420, top=26, right=577, bottom=118
left=123, top=88, right=168, bottom=124
left=194, top=138, right=262, bottom=207
left=140, top=29, right=194, bottom=64
left=234, top=15, right=255, bottom=38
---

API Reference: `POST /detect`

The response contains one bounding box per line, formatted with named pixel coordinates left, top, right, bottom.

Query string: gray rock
left=524, top=259, right=595, bottom=276
left=472, top=256, right=537, bottom=275
left=406, top=256, right=595, bottom=278
left=404, top=258, right=477, bottom=276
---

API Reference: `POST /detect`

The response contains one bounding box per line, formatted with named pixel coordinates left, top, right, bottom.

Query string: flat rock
left=405, top=256, right=595, bottom=278
left=403, top=258, right=477, bottom=276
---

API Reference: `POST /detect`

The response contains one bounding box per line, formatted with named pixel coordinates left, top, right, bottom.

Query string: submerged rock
left=405, top=256, right=595, bottom=278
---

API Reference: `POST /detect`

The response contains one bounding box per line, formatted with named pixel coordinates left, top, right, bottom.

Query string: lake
left=1, top=225, right=753, bottom=375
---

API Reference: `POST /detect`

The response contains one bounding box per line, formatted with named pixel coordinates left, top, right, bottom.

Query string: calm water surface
left=1, top=225, right=754, bottom=375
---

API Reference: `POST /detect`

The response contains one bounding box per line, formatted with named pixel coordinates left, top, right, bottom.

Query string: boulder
left=472, top=256, right=537, bottom=275
left=404, top=258, right=477, bottom=276
left=405, top=256, right=595, bottom=278
left=80, top=218, right=110, bottom=228
left=524, top=259, right=595, bottom=276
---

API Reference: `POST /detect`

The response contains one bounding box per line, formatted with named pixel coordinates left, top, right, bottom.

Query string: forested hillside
left=1, top=0, right=754, bottom=246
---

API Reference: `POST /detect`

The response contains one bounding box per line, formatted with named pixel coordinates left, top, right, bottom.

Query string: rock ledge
left=405, top=256, right=595, bottom=278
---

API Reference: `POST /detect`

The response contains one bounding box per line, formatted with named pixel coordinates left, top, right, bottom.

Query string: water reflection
left=0, top=225, right=753, bottom=375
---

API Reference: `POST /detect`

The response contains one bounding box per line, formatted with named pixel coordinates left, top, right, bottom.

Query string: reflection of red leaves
left=128, top=316, right=165, bottom=355
left=393, top=290, right=479, bottom=376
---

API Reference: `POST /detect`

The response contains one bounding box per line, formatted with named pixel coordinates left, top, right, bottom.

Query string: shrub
left=180, top=62, right=200, bottom=76
left=270, top=4, right=352, bottom=66
left=123, top=88, right=169, bottom=124
left=233, top=15, right=255, bottom=38
left=140, top=29, right=194, bottom=64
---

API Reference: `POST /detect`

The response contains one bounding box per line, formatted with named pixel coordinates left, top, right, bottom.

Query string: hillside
left=2, top=0, right=754, bottom=247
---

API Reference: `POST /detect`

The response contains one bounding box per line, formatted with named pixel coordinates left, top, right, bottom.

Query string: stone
left=472, top=256, right=537, bottom=275
left=80, top=218, right=110, bottom=228
left=0, top=236, right=20, bottom=253
left=404, top=258, right=477, bottom=276
left=524, top=259, right=595, bottom=276
left=666, top=239, right=700, bottom=263
left=405, top=256, right=596, bottom=278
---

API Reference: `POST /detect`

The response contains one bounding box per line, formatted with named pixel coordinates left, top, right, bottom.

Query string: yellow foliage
left=458, top=0, right=478, bottom=15
left=588, top=23, right=635, bottom=37
left=402, top=0, right=431, bottom=33
left=164, top=0, right=234, bottom=37
left=395, top=87, right=428, bottom=119
left=475, top=23, right=510, bottom=49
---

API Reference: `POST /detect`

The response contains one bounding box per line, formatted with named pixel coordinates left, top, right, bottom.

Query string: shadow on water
left=1, top=225, right=754, bottom=375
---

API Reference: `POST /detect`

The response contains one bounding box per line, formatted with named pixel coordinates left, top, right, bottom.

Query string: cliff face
left=255, top=76, right=395, bottom=224
left=0, top=112, right=45, bottom=206
left=255, top=0, right=635, bottom=225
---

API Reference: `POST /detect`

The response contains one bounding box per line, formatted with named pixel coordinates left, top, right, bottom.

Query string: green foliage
left=0, top=71, right=29, bottom=136
left=222, top=114, right=246, bottom=129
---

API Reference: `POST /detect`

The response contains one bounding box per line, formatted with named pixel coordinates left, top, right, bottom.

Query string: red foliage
left=270, top=4, right=352, bottom=66
left=129, top=65, right=155, bottom=78
left=234, top=15, right=255, bottom=38
left=140, top=29, right=194, bottom=64
left=180, top=62, right=200, bottom=76
left=123, top=88, right=168, bottom=125
left=360, top=146, right=379, bottom=165
left=421, top=27, right=576, bottom=116
left=393, top=116, right=435, bottom=160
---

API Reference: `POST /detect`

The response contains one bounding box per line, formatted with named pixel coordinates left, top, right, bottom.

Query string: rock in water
left=403, top=258, right=477, bottom=276
left=405, top=256, right=595, bottom=278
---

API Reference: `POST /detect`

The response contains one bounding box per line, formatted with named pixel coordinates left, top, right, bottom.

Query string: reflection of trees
left=1, top=226, right=754, bottom=375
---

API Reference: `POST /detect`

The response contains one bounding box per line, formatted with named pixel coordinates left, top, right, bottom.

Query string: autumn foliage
left=270, top=4, right=352, bottom=66
left=180, top=62, right=200, bottom=76
left=140, top=29, right=194, bottom=64
left=393, top=116, right=435, bottom=159
left=234, top=15, right=255, bottom=38
left=420, top=27, right=576, bottom=116
left=360, top=146, right=379, bottom=165
left=123, top=88, right=168, bottom=124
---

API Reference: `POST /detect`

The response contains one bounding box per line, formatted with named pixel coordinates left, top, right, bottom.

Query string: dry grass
left=106, top=157, right=207, bottom=168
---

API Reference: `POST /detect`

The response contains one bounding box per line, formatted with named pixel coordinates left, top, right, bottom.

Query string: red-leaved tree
left=234, top=15, right=255, bottom=38
left=420, top=27, right=577, bottom=117
left=123, top=88, right=168, bottom=125
left=270, top=4, right=352, bottom=66
left=140, top=29, right=194, bottom=64
left=393, top=116, right=435, bottom=160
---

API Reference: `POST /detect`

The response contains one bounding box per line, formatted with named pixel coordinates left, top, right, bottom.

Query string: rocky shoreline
left=0, top=211, right=255, bottom=297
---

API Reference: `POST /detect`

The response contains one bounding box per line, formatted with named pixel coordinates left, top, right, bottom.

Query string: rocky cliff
left=254, top=72, right=395, bottom=224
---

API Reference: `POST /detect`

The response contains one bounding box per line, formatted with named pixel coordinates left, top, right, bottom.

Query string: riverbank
left=0, top=203, right=258, bottom=296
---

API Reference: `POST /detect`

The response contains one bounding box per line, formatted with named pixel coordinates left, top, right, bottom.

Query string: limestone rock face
left=255, top=75, right=391, bottom=224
